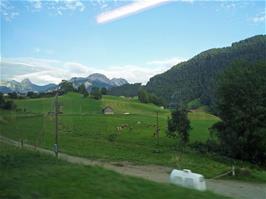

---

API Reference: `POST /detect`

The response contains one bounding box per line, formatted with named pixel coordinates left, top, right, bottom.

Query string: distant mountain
left=0, top=86, right=12, bottom=93
left=146, top=35, right=266, bottom=106
left=0, top=79, right=57, bottom=93
left=110, top=78, right=128, bottom=87
left=69, top=73, right=128, bottom=91
left=0, top=73, right=128, bottom=94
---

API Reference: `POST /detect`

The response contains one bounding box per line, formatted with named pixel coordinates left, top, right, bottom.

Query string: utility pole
left=156, top=111, right=159, bottom=146
left=48, top=91, right=62, bottom=158
left=54, top=92, right=59, bottom=158
left=155, top=111, right=160, bottom=153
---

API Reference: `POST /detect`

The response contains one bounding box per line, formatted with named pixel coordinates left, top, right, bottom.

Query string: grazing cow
left=116, top=124, right=129, bottom=134
left=116, top=126, right=122, bottom=131
left=121, top=124, right=128, bottom=128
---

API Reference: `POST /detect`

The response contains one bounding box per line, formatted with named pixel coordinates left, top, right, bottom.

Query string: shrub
left=108, top=133, right=118, bottom=142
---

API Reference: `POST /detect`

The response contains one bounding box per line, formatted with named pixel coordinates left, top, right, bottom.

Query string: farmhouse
left=102, top=106, right=114, bottom=115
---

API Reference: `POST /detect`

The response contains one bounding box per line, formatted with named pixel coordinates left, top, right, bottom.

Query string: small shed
left=102, top=106, right=114, bottom=115
left=169, top=169, right=206, bottom=191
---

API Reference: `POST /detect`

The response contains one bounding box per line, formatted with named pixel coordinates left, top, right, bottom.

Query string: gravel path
left=1, top=135, right=265, bottom=199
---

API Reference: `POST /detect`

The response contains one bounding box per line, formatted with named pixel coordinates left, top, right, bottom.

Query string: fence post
left=232, top=165, right=235, bottom=176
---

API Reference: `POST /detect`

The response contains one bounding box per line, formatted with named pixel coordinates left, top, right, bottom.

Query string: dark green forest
left=211, top=61, right=266, bottom=165
left=109, top=83, right=142, bottom=97
left=145, top=35, right=266, bottom=106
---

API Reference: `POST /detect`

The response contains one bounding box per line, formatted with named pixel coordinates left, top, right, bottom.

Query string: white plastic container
left=169, top=169, right=206, bottom=191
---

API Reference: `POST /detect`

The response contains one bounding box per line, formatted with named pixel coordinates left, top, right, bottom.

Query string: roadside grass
left=0, top=93, right=265, bottom=182
left=0, top=143, right=231, bottom=199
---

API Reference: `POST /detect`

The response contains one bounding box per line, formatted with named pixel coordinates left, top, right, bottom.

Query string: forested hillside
left=109, top=83, right=142, bottom=97
left=145, top=35, right=266, bottom=106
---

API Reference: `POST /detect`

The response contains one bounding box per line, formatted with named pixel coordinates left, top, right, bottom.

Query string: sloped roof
left=102, top=106, right=113, bottom=111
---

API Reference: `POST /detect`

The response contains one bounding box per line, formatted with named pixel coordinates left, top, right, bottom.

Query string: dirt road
left=1, top=135, right=265, bottom=199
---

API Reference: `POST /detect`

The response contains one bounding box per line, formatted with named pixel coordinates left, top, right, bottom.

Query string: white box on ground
left=169, top=169, right=206, bottom=191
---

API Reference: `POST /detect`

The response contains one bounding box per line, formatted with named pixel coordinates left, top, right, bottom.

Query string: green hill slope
left=146, top=35, right=266, bottom=105
left=0, top=144, right=230, bottom=199
left=1, top=93, right=266, bottom=181
left=14, top=92, right=166, bottom=116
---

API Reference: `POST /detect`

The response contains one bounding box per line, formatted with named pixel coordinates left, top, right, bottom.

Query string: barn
left=102, top=106, right=114, bottom=115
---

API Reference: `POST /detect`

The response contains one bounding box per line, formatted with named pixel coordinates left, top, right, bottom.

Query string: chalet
left=102, top=106, right=114, bottom=115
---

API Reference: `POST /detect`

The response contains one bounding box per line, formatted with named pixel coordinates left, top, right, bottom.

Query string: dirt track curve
left=1, top=135, right=265, bottom=199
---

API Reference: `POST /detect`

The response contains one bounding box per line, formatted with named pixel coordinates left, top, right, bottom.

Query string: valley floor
left=1, top=135, right=265, bottom=199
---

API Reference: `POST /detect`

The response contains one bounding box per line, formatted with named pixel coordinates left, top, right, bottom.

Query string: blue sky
left=1, top=0, right=265, bottom=85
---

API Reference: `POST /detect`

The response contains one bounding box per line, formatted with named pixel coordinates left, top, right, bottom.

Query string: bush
left=90, top=87, right=102, bottom=100
left=3, top=100, right=16, bottom=110
left=187, top=99, right=202, bottom=110
left=101, top=88, right=107, bottom=95
left=108, top=133, right=118, bottom=142
left=189, top=140, right=220, bottom=154
left=166, top=105, right=191, bottom=145
left=234, top=167, right=252, bottom=177
left=0, top=96, right=16, bottom=110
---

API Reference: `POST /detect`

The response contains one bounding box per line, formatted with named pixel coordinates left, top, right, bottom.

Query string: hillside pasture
left=1, top=92, right=265, bottom=181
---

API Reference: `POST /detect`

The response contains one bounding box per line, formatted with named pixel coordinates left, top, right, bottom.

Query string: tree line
left=146, top=35, right=266, bottom=109
left=58, top=80, right=106, bottom=100
left=167, top=60, right=266, bottom=166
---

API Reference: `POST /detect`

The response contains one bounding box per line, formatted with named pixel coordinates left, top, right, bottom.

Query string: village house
left=102, top=106, right=114, bottom=115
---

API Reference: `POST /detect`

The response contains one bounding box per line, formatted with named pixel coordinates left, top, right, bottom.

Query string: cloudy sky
left=1, top=0, right=265, bottom=85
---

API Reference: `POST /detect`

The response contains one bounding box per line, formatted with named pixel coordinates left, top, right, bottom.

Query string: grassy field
left=0, top=92, right=265, bottom=182
left=0, top=143, right=231, bottom=199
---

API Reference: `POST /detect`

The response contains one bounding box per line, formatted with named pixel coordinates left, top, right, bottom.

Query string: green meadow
left=1, top=92, right=265, bottom=182
left=0, top=143, right=231, bottom=199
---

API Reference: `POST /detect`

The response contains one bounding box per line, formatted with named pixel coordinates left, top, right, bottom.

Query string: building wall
left=103, top=108, right=114, bottom=114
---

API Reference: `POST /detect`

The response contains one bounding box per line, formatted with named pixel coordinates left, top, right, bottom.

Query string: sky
left=0, top=0, right=265, bottom=85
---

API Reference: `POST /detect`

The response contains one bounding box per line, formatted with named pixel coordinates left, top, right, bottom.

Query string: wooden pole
left=54, top=92, right=59, bottom=158
left=156, top=111, right=159, bottom=147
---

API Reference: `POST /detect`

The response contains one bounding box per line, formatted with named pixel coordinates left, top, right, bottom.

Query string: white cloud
left=47, top=0, right=85, bottom=16
left=1, top=57, right=180, bottom=85
left=181, top=0, right=194, bottom=3
left=96, top=65, right=169, bottom=84
left=61, top=0, right=85, bottom=12
left=96, top=0, right=170, bottom=24
left=91, top=0, right=112, bottom=10
left=13, top=71, right=64, bottom=85
left=28, top=0, right=42, bottom=9
left=252, top=11, right=266, bottom=23
left=1, top=57, right=84, bottom=85
left=33, top=48, right=54, bottom=55
left=27, top=0, right=85, bottom=14
left=147, top=57, right=185, bottom=67
left=0, top=0, right=19, bottom=21
left=1, top=0, right=86, bottom=20
left=34, top=48, right=41, bottom=53
left=57, top=10, right=63, bottom=15
left=220, top=2, right=236, bottom=9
